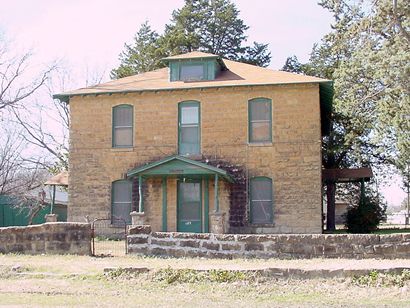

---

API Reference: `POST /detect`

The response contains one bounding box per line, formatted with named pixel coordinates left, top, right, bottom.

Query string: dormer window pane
left=180, top=64, right=204, bottom=81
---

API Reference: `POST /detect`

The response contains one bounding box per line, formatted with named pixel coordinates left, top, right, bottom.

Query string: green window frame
left=248, top=98, right=272, bottom=143
left=112, top=104, right=133, bottom=148
left=178, top=101, right=200, bottom=155
left=111, top=180, right=132, bottom=224
left=179, top=62, right=206, bottom=81
left=250, top=177, right=273, bottom=224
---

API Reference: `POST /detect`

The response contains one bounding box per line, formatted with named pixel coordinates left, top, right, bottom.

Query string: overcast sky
left=0, top=0, right=334, bottom=74
left=0, top=0, right=405, bottom=207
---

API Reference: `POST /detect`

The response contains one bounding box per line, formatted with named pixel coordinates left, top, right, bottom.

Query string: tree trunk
left=326, top=181, right=336, bottom=231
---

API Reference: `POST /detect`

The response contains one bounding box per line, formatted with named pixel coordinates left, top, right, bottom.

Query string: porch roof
left=126, top=155, right=234, bottom=182
left=322, top=168, right=373, bottom=183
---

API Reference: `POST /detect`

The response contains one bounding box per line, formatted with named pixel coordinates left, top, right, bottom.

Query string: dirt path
left=1, top=254, right=409, bottom=274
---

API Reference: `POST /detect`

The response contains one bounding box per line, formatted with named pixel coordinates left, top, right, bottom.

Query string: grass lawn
left=0, top=254, right=409, bottom=307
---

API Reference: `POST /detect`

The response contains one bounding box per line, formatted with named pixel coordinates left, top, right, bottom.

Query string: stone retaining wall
left=0, top=222, right=91, bottom=255
left=127, top=226, right=410, bottom=259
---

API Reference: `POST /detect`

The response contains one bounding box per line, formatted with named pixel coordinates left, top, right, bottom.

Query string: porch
left=126, top=155, right=233, bottom=233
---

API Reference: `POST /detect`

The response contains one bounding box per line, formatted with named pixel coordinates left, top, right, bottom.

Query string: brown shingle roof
left=53, top=52, right=330, bottom=100
left=44, top=171, right=69, bottom=186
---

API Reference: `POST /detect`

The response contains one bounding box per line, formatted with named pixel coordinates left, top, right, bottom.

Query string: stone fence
left=0, top=222, right=91, bottom=255
left=127, top=226, right=410, bottom=259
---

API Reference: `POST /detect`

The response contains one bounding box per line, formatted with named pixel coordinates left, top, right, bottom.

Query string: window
left=111, top=180, right=132, bottom=224
left=180, top=64, right=205, bottom=81
left=248, top=98, right=272, bottom=143
left=179, top=101, right=200, bottom=155
left=112, top=105, right=133, bottom=147
left=250, top=177, right=273, bottom=224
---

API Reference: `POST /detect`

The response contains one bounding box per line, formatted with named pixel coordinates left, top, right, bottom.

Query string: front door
left=177, top=180, right=202, bottom=233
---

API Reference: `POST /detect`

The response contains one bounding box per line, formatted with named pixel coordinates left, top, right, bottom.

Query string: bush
left=344, top=193, right=386, bottom=233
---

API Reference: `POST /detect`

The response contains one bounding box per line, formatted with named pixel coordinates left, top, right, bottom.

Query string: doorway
left=177, top=180, right=202, bottom=233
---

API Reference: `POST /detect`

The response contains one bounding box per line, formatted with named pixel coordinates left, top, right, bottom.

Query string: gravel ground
left=1, top=254, right=409, bottom=274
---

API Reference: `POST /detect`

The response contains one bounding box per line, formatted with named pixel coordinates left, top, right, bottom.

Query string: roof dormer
left=162, top=51, right=227, bottom=82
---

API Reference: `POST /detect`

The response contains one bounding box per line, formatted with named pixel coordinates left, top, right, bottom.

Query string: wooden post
left=326, top=181, right=336, bottom=231
left=162, top=176, right=167, bottom=231
left=214, top=174, right=219, bottom=213
left=51, top=185, right=56, bottom=214
left=138, top=175, right=143, bottom=212
left=204, top=178, right=209, bottom=232
left=360, top=178, right=365, bottom=201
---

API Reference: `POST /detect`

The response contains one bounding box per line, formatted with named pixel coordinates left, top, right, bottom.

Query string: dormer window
left=162, top=51, right=227, bottom=82
left=180, top=63, right=205, bottom=81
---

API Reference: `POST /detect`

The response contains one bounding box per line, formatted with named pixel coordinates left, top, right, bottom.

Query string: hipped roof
left=53, top=51, right=333, bottom=134
left=53, top=51, right=330, bottom=100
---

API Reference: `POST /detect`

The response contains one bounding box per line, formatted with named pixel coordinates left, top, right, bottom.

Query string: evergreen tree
left=285, top=0, right=409, bottom=230
left=281, top=55, right=303, bottom=74
left=111, top=0, right=271, bottom=79
left=110, top=22, right=167, bottom=79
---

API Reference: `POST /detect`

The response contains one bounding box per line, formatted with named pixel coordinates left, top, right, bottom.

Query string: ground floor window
left=250, top=177, right=273, bottom=224
left=111, top=180, right=132, bottom=224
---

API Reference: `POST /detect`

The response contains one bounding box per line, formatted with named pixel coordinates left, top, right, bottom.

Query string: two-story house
left=54, top=51, right=332, bottom=234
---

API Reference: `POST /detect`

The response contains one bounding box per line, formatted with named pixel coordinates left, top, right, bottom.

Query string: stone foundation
left=0, top=222, right=91, bottom=255
left=127, top=226, right=410, bottom=259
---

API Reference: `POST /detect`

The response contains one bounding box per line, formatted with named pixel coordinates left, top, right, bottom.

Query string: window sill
left=248, top=142, right=273, bottom=147
left=111, top=147, right=134, bottom=152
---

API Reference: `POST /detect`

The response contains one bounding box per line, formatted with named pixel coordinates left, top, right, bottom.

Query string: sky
left=0, top=0, right=406, bottom=207
left=0, top=0, right=334, bottom=74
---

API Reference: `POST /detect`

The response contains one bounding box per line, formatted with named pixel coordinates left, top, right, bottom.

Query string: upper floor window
left=111, top=180, right=132, bottom=224
left=180, top=63, right=205, bottom=81
left=179, top=101, right=200, bottom=155
left=248, top=98, right=272, bottom=143
left=112, top=104, right=133, bottom=148
left=250, top=177, right=273, bottom=224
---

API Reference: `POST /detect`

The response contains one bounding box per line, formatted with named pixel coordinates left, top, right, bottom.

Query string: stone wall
left=69, top=83, right=322, bottom=233
left=0, top=222, right=91, bottom=255
left=127, top=226, right=410, bottom=259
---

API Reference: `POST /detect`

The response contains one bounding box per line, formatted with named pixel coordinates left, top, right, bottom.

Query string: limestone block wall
left=69, top=83, right=322, bottom=233
left=128, top=226, right=410, bottom=259
left=0, top=222, right=91, bottom=255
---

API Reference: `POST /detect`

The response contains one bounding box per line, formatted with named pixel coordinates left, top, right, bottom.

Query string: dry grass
left=0, top=254, right=409, bottom=307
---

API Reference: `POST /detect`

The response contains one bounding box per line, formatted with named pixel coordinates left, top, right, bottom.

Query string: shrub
left=344, top=193, right=386, bottom=233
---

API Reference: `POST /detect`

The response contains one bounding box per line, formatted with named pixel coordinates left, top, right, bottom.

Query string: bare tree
left=11, top=66, right=106, bottom=173
left=0, top=128, right=49, bottom=223
left=12, top=105, right=69, bottom=172
left=0, top=129, right=47, bottom=193
left=0, top=37, right=54, bottom=112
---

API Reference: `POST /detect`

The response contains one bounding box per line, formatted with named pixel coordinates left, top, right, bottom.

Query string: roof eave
left=53, top=79, right=331, bottom=103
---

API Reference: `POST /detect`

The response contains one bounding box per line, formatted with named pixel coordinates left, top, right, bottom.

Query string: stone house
left=54, top=51, right=332, bottom=234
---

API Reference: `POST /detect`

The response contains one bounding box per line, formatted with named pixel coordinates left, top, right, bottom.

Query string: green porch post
left=162, top=176, right=167, bottom=231
left=50, top=185, right=56, bottom=214
left=214, top=174, right=219, bottom=213
left=204, top=178, right=209, bottom=232
left=138, top=175, right=144, bottom=212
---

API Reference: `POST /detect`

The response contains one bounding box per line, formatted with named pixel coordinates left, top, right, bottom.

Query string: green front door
left=177, top=180, right=202, bottom=233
